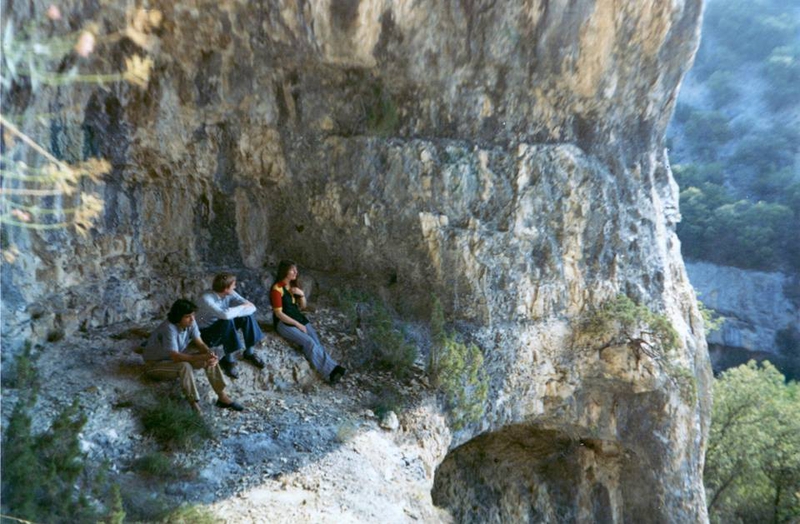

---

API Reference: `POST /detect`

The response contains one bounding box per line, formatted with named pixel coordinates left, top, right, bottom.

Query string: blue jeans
left=200, top=315, right=264, bottom=363
left=276, top=322, right=338, bottom=378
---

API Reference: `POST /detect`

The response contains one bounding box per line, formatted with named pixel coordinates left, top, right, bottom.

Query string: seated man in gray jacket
left=195, top=272, right=265, bottom=379
left=143, top=299, right=244, bottom=413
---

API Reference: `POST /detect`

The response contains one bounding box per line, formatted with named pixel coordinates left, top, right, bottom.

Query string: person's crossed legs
left=200, top=314, right=265, bottom=379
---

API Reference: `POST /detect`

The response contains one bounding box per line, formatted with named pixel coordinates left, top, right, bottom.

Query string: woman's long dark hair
left=276, top=260, right=299, bottom=287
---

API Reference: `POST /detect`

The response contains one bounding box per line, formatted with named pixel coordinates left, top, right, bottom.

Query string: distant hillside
left=667, top=0, right=800, bottom=275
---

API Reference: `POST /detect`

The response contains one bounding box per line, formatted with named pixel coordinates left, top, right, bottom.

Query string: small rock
left=379, top=411, right=399, bottom=431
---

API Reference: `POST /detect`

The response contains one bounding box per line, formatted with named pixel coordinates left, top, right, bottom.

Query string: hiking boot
left=242, top=351, right=265, bottom=369
left=329, top=365, right=346, bottom=385
left=215, top=399, right=244, bottom=412
left=220, top=359, right=239, bottom=379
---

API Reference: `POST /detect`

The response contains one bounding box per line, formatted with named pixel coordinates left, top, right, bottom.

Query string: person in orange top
left=271, top=260, right=346, bottom=385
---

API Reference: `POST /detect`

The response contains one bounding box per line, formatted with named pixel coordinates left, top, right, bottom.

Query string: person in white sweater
left=195, top=273, right=265, bottom=379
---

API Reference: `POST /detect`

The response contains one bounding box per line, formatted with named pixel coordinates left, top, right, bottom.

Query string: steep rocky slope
left=2, top=1, right=710, bottom=521
left=11, top=309, right=454, bottom=523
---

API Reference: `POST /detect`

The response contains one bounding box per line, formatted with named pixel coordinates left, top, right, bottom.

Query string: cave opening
left=431, top=425, right=622, bottom=524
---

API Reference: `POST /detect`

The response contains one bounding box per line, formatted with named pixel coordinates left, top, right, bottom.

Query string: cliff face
left=2, top=0, right=710, bottom=521
left=686, top=261, right=800, bottom=378
left=687, top=262, right=798, bottom=353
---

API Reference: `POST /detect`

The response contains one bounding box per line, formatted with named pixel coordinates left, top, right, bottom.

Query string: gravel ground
left=3, top=307, right=453, bottom=523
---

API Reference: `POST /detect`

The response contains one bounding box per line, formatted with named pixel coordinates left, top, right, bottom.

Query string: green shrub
left=160, top=504, right=221, bottom=524
left=2, top=391, right=40, bottom=520
left=437, top=334, right=489, bottom=430
left=330, top=287, right=371, bottom=334
left=367, top=303, right=418, bottom=378
left=138, top=397, right=212, bottom=450
left=705, top=361, right=800, bottom=523
left=132, top=452, right=192, bottom=479
left=6, top=341, right=38, bottom=389
left=580, top=295, right=696, bottom=400
left=365, top=84, right=399, bottom=136
left=428, top=297, right=489, bottom=429
left=331, top=288, right=418, bottom=378
left=582, top=295, right=679, bottom=356
left=335, top=419, right=359, bottom=444
left=370, top=384, right=404, bottom=421
left=697, top=300, right=724, bottom=335
left=1, top=351, right=123, bottom=524
left=104, top=485, right=126, bottom=524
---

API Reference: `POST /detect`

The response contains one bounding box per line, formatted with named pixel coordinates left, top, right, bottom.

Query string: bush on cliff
left=581, top=294, right=679, bottom=357
left=429, top=297, right=489, bottom=430
left=332, top=288, right=418, bottom=379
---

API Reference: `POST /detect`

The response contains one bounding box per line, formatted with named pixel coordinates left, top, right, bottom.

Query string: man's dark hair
left=168, top=299, right=197, bottom=324
left=212, top=272, right=236, bottom=292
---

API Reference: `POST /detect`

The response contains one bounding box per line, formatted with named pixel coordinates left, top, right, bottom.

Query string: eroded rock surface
left=2, top=1, right=710, bottom=521
left=687, top=261, right=799, bottom=354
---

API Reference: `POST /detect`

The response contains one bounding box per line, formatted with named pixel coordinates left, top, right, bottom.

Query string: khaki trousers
left=144, top=360, right=226, bottom=403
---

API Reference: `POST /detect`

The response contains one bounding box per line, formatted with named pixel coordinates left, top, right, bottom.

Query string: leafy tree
left=709, top=201, right=793, bottom=270
left=705, top=361, right=800, bottom=523
left=749, top=168, right=796, bottom=203
left=678, top=180, right=796, bottom=272
left=673, top=163, right=726, bottom=189
left=763, top=46, right=800, bottom=110
left=677, top=187, right=714, bottom=258
left=670, top=1, right=800, bottom=277
left=683, top=111, right=732, bottom=161
left=704, top=0, right=799, bottom=62
left=728, top=126, right=798, bottom=182
left=706, top=71, right=739, bottom=109
left=677, top=179, right=735, bottom=261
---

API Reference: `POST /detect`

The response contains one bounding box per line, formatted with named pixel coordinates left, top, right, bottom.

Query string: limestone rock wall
left=2, top=0, right=710, bottom=521
left=687, top=261, right=799, bottom=354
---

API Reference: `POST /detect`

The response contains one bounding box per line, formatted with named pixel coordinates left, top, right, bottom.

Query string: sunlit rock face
left=3, top=0, right=710, bottom=521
